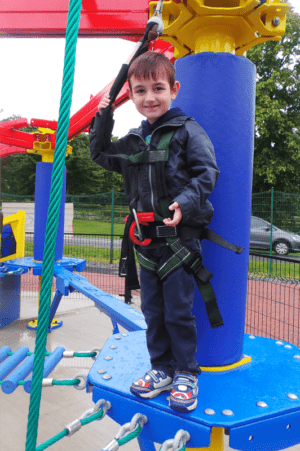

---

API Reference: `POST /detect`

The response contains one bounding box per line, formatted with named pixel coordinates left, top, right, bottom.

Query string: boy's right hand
left=98, top=93, right=115, bottom=115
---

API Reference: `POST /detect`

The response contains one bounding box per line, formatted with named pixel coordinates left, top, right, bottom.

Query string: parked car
left=250, top=216, right=300, bottom=256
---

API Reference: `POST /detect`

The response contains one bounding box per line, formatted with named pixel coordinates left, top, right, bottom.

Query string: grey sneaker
left=130, top=369, right=173, bottom=399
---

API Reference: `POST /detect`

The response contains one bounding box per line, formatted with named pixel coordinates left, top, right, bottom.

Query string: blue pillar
left=34, top=162, right=66, bottom=262
left=172, top=53, right=256, bottom=366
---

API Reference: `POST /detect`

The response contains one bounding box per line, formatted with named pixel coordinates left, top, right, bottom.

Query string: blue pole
left=172, top=53, right=256, bottom=366
left=34, top=163, right=66, bottom=262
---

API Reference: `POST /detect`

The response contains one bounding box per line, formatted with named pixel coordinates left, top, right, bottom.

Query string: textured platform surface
left=89, top=332, right=300, bottom=450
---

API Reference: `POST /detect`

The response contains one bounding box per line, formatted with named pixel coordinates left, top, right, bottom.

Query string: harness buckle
left=119, top=257, right=128, bottom=276
left=156, top=225, right=177, bottom=238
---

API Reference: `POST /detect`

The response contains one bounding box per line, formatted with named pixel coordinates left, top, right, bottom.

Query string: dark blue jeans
left=139, top=239, right=201, bottom=376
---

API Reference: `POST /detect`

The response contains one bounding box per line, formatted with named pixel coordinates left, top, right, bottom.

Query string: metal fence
left=1, top=190, right=129, bottom=226
left=247, top=252, right=300, bottom=347
left=21, top=232, right=300, bottom=347
left=23, top=232, right=137, bottom=305
left=251, top=190, right=300, bottom=256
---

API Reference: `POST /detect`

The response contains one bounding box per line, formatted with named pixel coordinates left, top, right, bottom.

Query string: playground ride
left=1, top=0, right=299, bottom=450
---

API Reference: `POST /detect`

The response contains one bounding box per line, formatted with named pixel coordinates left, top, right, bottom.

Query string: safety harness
left=119, top=130, right=244, bottom=329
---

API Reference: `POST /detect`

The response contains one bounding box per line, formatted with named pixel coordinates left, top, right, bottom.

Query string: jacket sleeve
left=172, top=120, right=220, bottom=222
left=89, top=112, right=126, bottom=175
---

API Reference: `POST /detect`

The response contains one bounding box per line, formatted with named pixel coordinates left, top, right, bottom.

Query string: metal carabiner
left=148, top=0, right=164, bottom=36
left=153, top=0, right=164, bottom=18
left=126, top=210, right=155, bottom=246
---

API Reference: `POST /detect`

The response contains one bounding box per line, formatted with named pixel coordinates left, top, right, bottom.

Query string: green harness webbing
left=120, top=130, right=243, bottom=329
left=137, top=237, right=224, bottom=329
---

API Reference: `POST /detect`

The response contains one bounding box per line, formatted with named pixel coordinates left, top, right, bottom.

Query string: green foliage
left=0, top=131, right=124, bottom=195
left=65, top=133, right=124, bottom=194
left=247, top=10, right=300, bottom=193
left=1, top=153, right=39, bottom=195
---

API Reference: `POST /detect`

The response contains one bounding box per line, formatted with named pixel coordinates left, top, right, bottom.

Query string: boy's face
left=127, top=70, right=180, bottom=124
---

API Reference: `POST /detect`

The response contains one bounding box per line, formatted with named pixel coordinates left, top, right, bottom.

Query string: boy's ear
left=171, top=81, right=180, bottom=100
left=127, top=87, right=133, bottom=100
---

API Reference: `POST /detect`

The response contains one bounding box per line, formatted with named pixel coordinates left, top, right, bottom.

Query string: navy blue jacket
left=89, top=108, right=219, bottom=228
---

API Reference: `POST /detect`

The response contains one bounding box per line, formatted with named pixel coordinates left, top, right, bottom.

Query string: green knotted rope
left=25, top=1, right=82, bottom=450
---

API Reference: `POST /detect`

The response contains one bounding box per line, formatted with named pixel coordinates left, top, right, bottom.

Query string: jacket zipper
left=128, top=123, right=183, bottom=214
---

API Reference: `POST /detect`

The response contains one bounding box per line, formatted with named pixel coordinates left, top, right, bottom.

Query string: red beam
left=0, top=144, right=27, bottom=159
left=0, top=0, right=149, bottom=39
left=0, top=41, right=175, bottom=149
left=0, top=118, right=29, bottom=131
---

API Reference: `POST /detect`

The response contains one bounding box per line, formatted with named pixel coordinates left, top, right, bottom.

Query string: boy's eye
left=136, top=89, right=145, bottom=94
left=155, top=86, right=163, bottom=91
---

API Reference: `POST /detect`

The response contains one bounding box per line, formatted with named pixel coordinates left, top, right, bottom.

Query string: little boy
left=90, top=52, right=219, bottom=413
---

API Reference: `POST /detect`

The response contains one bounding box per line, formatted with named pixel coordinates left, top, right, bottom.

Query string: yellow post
left=0, top=210, right=26, bottom=262
left=27, top=276, right=62, bottom=330
left=187, top=427, right=224, bottom=451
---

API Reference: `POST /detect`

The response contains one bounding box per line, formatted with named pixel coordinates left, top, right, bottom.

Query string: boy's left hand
left=163, top=202, right=182, bottom=227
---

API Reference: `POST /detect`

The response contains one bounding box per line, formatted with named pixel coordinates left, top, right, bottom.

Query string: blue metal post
left=172, top=53, right=256, bottom=366
left=34, top=163, right=66, bottom=262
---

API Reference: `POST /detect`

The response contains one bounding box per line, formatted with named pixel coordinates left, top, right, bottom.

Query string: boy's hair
left=128, top=52, right=175, bottom=90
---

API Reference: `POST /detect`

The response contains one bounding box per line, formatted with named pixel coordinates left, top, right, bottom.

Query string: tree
left=65, top=134, right=124, bottom=194
left=0, top=122, right=124, bottom=195
left=247, top=9, right=300, bottom=193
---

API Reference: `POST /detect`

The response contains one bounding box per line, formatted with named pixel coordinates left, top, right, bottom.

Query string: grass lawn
left=249, top=259, right=300, bottom=280
left=25, top=241, right=121, bottom=264
left=73, top=219, right=125, bottom=235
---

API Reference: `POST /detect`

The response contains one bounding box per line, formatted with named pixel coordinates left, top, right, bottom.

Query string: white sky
left=0, top=0, right=299, bottom=138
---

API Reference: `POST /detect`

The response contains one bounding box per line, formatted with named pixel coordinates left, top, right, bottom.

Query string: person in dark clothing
left=90, top=52, right=219, bottom=413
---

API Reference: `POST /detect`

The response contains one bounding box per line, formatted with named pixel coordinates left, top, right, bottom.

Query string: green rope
left=7, top=351, right=96, bottom=357
left=73, top=352, right=97, bottom=357
left=52, top=379, right=80, bottom=386
left=116, top=425, right=142, bottom=446
left=80, top=410, right=104, bottom=426
left=36, top=430, right=68, bottom=451
left=0, top=379, right=80, bottom=387
left=7, top=352, right=51, bottom=357
left=24, top=1, right=82, bottom=450
left=35, top=410, right=104, bottom=451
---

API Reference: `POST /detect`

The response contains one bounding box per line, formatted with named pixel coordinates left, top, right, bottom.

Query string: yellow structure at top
left=27, top=127, right=72, bottom=163
left=149, top=0, right=289, bottom=59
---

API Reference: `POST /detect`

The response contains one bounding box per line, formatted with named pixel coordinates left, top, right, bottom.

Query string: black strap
left=200, top=228, right=244, bottom=254
left=194, top=278, right=224, bottom=328
left=119, top=212, right=140, bottom=290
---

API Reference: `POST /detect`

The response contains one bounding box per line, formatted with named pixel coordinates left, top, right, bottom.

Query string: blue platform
left=3, top=257, right=146, bottom=333
left=0, top=274, right=21, bottom=329
left=88, top=333, right=300, bottom=450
